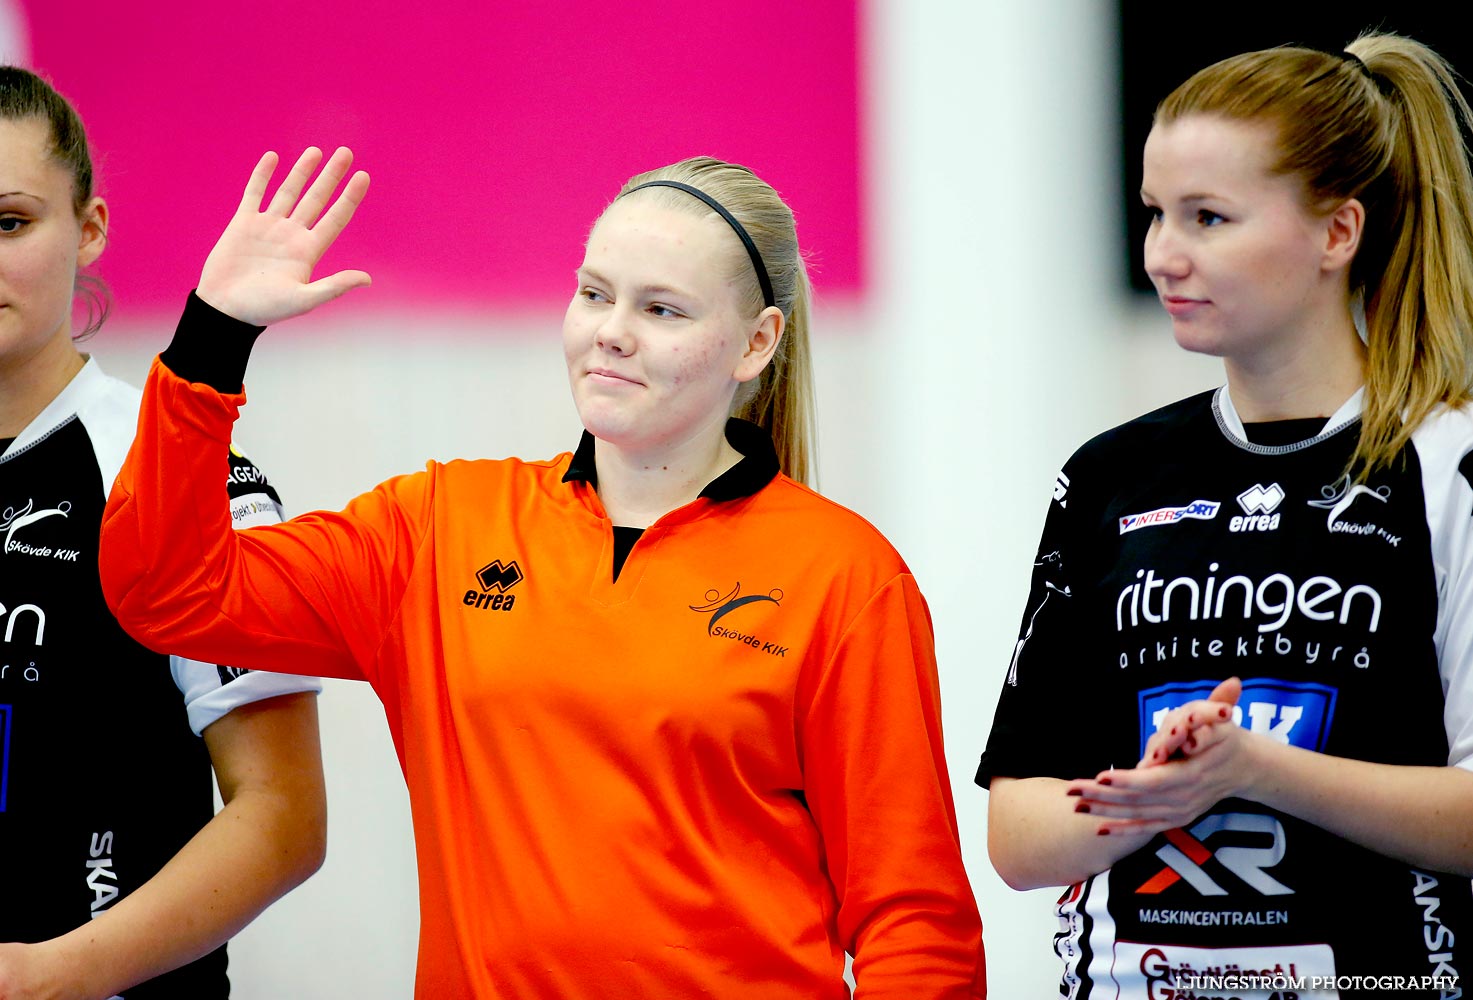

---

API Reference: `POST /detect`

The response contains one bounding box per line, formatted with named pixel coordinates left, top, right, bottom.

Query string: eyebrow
left=575, top=267, right=696, bottom=300
left=1139, top=189, right=1223, bottom=204
left=0, top=190, right=44, bottom=203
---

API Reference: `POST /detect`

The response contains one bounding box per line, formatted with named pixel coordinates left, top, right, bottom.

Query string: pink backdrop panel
left=21, top=1, right=866, bottom=317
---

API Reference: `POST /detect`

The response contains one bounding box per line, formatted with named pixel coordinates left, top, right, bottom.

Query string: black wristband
left=158, top=291, right=266, bottom=394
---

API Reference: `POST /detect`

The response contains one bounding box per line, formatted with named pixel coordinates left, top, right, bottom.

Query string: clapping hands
left=1064, top=677, right=1259, bottom=836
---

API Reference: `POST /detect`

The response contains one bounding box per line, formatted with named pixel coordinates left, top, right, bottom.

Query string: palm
left=198, top=147, right=371, bottom=326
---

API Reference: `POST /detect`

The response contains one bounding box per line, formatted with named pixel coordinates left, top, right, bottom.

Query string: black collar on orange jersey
left=562, top=418, right=780, bottom=501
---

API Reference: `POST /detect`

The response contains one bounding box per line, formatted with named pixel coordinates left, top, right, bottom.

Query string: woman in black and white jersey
left=980, top=33, right=1473, bottom=994
left=0, top=66, right=325, bottom=999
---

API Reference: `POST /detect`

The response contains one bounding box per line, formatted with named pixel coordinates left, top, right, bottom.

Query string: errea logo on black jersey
left=463, top=559, right=523, bottom=613
left=1229, top=482, right=1284, bottom=533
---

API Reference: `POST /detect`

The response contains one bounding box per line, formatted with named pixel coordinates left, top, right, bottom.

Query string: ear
left=733, top=305, right=785, bottom=383
left=1321, top=197, right=1364, bottom=274
left=76, top=196, right=108, bottom=268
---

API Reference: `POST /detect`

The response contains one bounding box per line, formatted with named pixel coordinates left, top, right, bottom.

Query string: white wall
left=92, top=0, right=1226, bottom=993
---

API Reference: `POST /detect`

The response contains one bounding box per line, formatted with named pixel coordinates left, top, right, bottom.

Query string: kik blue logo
left=1138, top=678, right=1338, bottom=757
left=0, top=704, right=11, bottom=813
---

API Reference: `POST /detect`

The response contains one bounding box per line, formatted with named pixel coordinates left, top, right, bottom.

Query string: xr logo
left=1136, top=812, right=1292, bottom=896
left=476, top=560, right=523, bottom=593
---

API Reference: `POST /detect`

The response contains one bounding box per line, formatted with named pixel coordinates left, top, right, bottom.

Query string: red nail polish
left=1187, top=715, right=1196, bottom=727
left=1096, top=827, right=1109, bottom=836
left=1169, top=726, right=1178, bottom=736
left=1066, top=788, right=1083, bottom=797
left=1074, top=802, right=1091, bottom=814
left=1219, top=707, right=1230, bottom=718
left=1098, top=776, right=1113, bottom=786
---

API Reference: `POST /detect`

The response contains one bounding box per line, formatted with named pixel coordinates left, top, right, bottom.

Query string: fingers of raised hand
left=301, top=268, right=373, bottom=312
left=289, top=146, right=360, bottom=228
left=265, top=146, right=326, bottom=217
left=239, top=151, right=281, bottom=213
left=309, top=166, right=371, bottom=246
left=200, top=147, right=371, bottom=326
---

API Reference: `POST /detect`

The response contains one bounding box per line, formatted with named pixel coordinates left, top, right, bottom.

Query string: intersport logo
left=1119, top=500, right=1220, bottom=535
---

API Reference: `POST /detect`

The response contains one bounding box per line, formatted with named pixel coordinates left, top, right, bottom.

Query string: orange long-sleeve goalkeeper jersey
left=100, top=295, right=985, bottom=999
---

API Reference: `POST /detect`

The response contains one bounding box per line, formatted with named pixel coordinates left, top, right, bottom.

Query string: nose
left=595, top=305, right=636, bottom=356
left=1143, top=220, right=1189, bottom=284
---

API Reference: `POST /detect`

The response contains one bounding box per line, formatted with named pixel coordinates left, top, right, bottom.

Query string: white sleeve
left=172, top=441, right=322, bottom=736
left=172, top=657, right=322, bottom=736
left=1415, top=408, right=1473, bottom=771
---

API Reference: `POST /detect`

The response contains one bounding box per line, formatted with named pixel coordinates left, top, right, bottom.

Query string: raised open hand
left=197, top=147, right=371, bottom=326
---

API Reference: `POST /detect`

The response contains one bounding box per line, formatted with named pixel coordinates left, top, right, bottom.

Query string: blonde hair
left=1156, top=34, right=1473, bottom=477
left=612, top=156, right=817, bottom=486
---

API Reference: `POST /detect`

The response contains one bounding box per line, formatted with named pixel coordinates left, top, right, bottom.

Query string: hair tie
left=1339, top=49, right=1388, bottom=92
left=622, top=180, right=776, bottom=310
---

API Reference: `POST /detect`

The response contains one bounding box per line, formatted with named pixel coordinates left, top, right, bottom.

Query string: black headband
left=622, top=180, right=776, bottom=310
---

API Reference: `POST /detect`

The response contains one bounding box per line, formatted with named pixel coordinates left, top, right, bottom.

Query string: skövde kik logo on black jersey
left=1308, top=475, right=1400, bottom=547
left=462, top=558, right=523, bottom=613
left=0, top=498, right=80, bottom=564
left=690, top=582, right=789, bottom=658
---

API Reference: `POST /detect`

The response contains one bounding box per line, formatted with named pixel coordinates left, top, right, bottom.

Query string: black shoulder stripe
left=1459, top=452, right=1473, bottom=507
left=217, top=665, right=250, bottom=686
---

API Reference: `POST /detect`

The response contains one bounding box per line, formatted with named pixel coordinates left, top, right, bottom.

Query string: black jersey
left=0, top=361, right=320, bottom=998
left=978, top=387, right=1473, bottom=998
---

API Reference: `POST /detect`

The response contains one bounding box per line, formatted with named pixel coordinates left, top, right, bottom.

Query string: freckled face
left=1142, top=115, right=1338, bottom=364
left=0, top=116, right=102, bottom=371
left=563, top=196, right=757, bottom=453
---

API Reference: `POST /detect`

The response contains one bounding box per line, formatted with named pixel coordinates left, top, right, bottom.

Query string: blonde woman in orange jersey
left=97, top=149, right=986, bottom=998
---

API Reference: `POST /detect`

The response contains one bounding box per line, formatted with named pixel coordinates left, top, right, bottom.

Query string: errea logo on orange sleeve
left=463, top=559, right=523, bottom=613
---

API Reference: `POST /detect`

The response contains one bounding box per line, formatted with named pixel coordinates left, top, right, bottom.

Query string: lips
left=586, top=367, right=641, bottom=386
left=1161, top=295, right=1209, bottom=317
